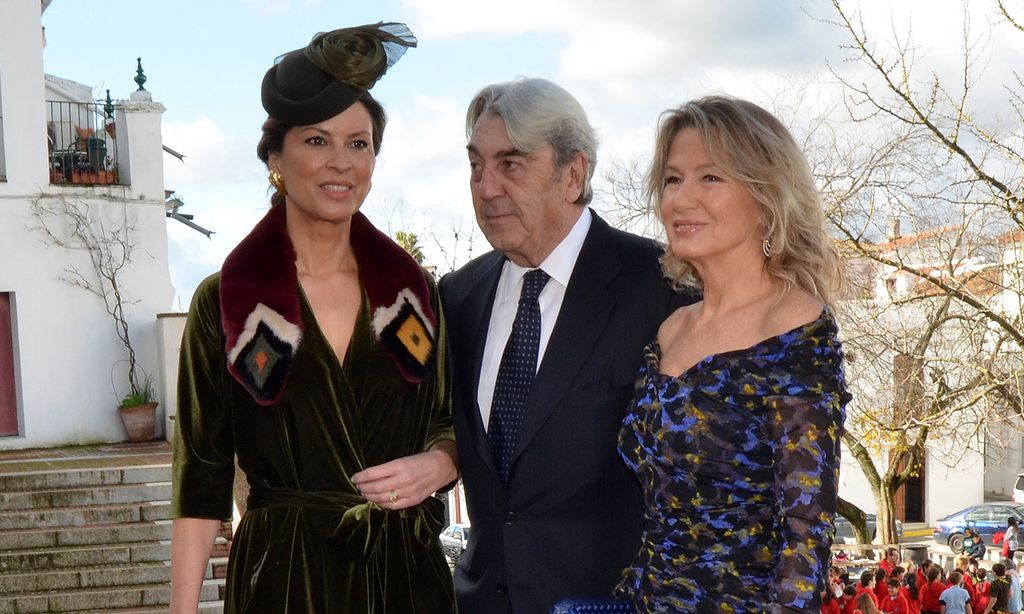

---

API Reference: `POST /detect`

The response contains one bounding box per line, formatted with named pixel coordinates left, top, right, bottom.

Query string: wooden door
left=894, top=454, right=926, bottom=523
left=0, top=293, right=19, bottom=436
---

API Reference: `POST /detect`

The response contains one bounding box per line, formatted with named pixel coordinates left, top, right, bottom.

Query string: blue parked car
left=933, top=502, right=1024, bottom=552
left=834, top=513, right=903, bottom=541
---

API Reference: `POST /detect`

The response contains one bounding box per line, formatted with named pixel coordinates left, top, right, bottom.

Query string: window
left=966, top=508, right=995, bottom=523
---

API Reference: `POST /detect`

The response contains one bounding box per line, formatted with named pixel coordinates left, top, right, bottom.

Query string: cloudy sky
left=41, top=0, right=1023, bottom=309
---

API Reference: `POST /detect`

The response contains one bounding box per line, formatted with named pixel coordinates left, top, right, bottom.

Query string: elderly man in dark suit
left=440, top=78, right=689, bottom=614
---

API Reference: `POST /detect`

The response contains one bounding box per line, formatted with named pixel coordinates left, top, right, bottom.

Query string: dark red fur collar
left=220, top=204, right=436, bottom=405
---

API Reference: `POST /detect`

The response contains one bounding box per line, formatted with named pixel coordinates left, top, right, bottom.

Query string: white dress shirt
left=477, top=208, right=593, bottom=430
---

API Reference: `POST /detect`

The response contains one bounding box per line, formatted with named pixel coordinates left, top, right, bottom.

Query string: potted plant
left=118, top=374, right=157, bottom=442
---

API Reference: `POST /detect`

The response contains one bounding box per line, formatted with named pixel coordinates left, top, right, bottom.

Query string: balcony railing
left=46, top=100, right=120, bottom=186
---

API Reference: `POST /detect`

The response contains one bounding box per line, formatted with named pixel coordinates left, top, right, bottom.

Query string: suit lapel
left=460, top=252, right=504, bottom=477
left=511, top=214, right=621, bottom=465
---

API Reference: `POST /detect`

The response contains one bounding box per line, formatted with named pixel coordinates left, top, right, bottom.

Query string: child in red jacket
left=880, top=578, right=911, bottom=613
left=842, top=585, right=860, bottom=614
left=920, top=567, right=945, bottom=614
left=971, top=567, right=990, bottom=614
left=875, top=567, right=893, bottom=604
left=857, top=570, right=881, bottom=607
left=901, top=572, right=922, bottom=614
left=822, top=587, right=843, bottom=614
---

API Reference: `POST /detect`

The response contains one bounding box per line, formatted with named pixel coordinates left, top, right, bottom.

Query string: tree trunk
left=875, top=481, right=900, bottom=545
left=838, top=496, right=873, bottom=544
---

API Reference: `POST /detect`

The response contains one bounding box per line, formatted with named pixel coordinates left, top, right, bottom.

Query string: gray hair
left=466, top=77, right=598, bottom=205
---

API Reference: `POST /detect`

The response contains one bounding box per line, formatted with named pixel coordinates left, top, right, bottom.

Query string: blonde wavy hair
left=647, top=95, right=843, bottom=305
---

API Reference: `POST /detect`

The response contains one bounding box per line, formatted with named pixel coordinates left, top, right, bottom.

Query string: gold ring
left=388, top=490, right=399, bottom=502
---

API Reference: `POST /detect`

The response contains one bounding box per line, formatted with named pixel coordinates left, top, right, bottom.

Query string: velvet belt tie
left=247, top=485, right=444, bottom=561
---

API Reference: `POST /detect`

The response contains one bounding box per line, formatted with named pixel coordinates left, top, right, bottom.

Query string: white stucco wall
left=984, top=427, right=1024, bottom=498
left=0, top=196, right=173, bottom=447
left=157, top=312, right=186, bottom=441
left=837, top=442, right=878, bottom=513
left=839, top=440, right=987, bottom=525
left=0, top=75, right=7, bottom=179
left=0, top=1, right=175, bottom=449
left=0, top=0, right=48, bottom=192
left=925, top=444, right=986, bottom=523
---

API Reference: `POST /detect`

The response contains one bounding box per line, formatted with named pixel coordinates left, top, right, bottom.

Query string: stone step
left=0, top=519, right=173, bottom=550
left=0, top=578, right=223, bottom=614
left=0, top=561, right=172, bottom=594
left=0, top=556, right=227, bottom=595
left=0, top=541, right=171, bottom=572
left=63, top=604, right=224, bottom=614
left=0, top=443, right=225, bottom=613
left=0, top=537, right=231, bottom=572
left=0, top=500, right=170, bottom=531
left=0, top=481, right=172, bottom=510
left=0, top=464, right=170, bottom=492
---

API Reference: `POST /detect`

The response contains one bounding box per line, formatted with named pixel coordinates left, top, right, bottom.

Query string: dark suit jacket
left=440, top=212, right=689, bottom=614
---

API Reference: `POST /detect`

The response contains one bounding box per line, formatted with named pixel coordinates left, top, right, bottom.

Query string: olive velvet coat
left=171, top=205, right=456, bottom=613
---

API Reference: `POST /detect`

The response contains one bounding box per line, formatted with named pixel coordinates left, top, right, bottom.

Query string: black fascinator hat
left=261, top=22, right=416, bottom=125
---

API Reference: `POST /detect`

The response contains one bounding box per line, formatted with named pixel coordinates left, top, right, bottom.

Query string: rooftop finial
left=134, top=57, right=147, bottom=92
left=103, top=89, right=114, bottom=118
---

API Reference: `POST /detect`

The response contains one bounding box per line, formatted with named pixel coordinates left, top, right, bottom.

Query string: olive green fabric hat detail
left=261, top=22, right=416, bottom=125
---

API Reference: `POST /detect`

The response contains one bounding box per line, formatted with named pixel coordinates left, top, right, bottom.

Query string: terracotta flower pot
left=118, top=402, right=158, bottom=442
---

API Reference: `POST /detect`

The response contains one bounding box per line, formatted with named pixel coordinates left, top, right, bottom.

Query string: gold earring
left=269, top=170, right=286, bottom=194
left=762, top=238, right=772, bottom=258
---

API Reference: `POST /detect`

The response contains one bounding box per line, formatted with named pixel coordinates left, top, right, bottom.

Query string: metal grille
left=46, top=100, right=120, bottom=186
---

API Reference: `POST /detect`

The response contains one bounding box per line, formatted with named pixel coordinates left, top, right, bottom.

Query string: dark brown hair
left=257, top=93, right=386, bottom=207
left=904, top=572, right=919, bottom=600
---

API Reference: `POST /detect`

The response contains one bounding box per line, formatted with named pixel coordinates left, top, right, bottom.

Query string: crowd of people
left=824, top=548, right=1024, bottom=614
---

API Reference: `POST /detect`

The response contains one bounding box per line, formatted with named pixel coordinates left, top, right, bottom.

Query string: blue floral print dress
left=617, top=311, right=849, bottom=613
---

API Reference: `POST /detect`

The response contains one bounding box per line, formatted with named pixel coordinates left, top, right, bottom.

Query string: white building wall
left=0, top=0, right=48, bottom=191
left=984, top=427, right=1024, bottom=498
left=925, top=445, right=986, bottom=524
left=0, top=1, right=174, bottom=449
left=157, top=313, right=186, bottom=440
left=839, top=440, right=987, bottom=525
left=838, top=442, right=878, bottom=513
left=0, top=74, right=7, bottom=178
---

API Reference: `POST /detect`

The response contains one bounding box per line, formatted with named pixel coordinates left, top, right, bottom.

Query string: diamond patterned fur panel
left=350, top=210, right=437, bottom=382
left=219, top=204, right=303, bottom=406
left=226, top=305, right=301, bottom=405
left=0, top=442, right=228, bottom=612
left=220, top=204, right=437, bottom=405
left=371, top=288, right=436, bottom=379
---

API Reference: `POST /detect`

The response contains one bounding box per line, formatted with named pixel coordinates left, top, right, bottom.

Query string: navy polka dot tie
left=489, top=268, right=550, bottom=484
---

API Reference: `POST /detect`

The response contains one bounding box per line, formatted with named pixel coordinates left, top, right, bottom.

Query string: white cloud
left=162, top=117, right=263, bottom=186
left=162, top=171, right=267, bottom=308
left=363, top=92, right=484, bottom=272
left=160, top=0, right=1023, bottom=301
left=242, top=0, right=327, bottom=18
left=400, top=0, right=572, bottom=38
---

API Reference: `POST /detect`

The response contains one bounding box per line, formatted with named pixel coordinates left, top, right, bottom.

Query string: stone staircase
left=0, top=442, right=229, bottom=613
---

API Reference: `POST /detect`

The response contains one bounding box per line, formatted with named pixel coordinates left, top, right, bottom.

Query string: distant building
left=837, top=221, right=1024, bottom=526
left=0, top=1, right=174, bottom=448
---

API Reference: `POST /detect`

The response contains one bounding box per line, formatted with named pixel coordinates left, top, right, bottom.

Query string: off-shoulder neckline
left=650, top=308, right=831, bottom=380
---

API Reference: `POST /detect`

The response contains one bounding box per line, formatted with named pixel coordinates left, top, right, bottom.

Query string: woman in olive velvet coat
left=168, top=24, right=458, bottom=614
